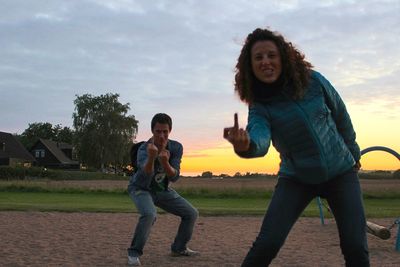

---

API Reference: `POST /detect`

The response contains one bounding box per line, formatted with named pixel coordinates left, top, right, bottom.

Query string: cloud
left=0, top=0, right=399, bottom=145
left=87, top=0, right=146, bottom=14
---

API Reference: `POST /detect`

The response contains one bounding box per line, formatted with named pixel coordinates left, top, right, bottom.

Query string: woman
left=223, top=28, right=369, bottom=266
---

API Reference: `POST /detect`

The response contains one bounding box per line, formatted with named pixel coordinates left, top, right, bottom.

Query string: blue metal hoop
left=360, top=146, right=400, bottom=161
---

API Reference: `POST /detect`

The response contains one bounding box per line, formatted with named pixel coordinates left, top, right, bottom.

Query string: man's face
left=152, top=123, right=170, bottom=149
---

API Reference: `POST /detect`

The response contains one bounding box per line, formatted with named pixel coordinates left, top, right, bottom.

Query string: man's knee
left=189, top=207, right=199, bottom=221
left=139, top=211, right=157, bottom=224
left=192, top=207, right=199, bottom=219
left=182, top=206, right=198, bottom=222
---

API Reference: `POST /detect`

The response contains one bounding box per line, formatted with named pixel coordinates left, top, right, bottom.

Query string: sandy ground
left=0, top=212, right=399, bottom=266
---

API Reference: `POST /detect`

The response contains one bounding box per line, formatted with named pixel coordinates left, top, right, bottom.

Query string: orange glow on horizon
left=359, top=152, right=400, bottom=171
left=180, top=142, right=399, bottom=176
left=181, top=143, right=279, bottom=176
left=180, top=100, right=399, bottom=176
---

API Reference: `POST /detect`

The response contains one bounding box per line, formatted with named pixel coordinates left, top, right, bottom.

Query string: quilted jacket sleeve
left=236, top=103, right=272, bottom=158
left=317, top=72, right=361, bottom=162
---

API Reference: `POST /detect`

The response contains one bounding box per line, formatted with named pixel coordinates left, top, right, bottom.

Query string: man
left=127, top=113, right=199, bottom=266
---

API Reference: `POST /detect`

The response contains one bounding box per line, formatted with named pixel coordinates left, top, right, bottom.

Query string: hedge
left=0, top=166, right=128, bottom=180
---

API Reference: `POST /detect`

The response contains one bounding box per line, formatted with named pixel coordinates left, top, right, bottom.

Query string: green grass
left=0, top=191, right=399, bottom=217
left=0, top=184, right=127, bottom=194
left=2, top=183, right=400, bottom=199
left=0, top=192, right=133, bottom=212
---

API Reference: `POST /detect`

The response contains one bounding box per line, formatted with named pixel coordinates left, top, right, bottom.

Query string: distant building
left=30, top=138, right=79, bottom=169
left=0, top=131, right=36, bottom=167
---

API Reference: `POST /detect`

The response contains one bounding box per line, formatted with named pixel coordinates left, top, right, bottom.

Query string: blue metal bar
left=396, top=219, right=400, bottom=252
left=360, top=146, right=400, bottom=160
left=317, top=197, right=325, bottom=225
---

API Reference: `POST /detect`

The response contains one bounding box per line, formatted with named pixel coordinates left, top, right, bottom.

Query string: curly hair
left=234, top=28, right=313, bottom=104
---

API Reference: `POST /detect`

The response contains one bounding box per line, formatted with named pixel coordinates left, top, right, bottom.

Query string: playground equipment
left=396, top=218, right=400, bottom=251
left=360, top=146, right=400, bottom=160
left=317, top=146, right=400, bottom=251
left=366, top=221, right=391, bottom=240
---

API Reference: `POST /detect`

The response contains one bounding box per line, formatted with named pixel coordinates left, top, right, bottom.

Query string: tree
left=18, top=122, right=74, bottom=149
left=53, top=124, right=74, bottom=144
left=73, top=93, right=138, bottom=170
left=234, top=172, right=242, bottom=177
left=201, top=171, right=213, bottom=178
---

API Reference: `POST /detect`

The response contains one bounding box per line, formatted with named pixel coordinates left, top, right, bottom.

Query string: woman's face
left=251, top=40, right=282, bottom=84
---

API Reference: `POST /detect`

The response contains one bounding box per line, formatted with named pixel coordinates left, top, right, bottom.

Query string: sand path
left=1, top=212, right=399, bottom=266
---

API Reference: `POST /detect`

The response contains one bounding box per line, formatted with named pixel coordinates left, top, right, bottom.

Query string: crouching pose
left=127, top=113, right=199, bottom=266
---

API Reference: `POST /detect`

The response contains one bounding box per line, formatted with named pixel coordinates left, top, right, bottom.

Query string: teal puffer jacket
left=238, top=71, right=360, bottom=184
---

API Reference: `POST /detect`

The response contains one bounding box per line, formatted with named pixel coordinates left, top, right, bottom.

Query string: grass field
left=1, top=191, right=399, bottom=217
left=0, top=177, right=399, bottom=217
left=2, top=177, right=400, bottom=193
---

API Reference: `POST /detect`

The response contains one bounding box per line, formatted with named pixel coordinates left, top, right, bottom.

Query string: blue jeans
left=241, top=169, right=370, bottom=267
left=127, top=187, right=198, bottom=257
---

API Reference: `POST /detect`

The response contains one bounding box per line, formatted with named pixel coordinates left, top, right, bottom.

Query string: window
left=35, top=149, right=45, bottom=158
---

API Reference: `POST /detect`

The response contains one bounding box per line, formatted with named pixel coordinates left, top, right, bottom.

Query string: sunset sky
left=1, top=0, right=399, bottom=176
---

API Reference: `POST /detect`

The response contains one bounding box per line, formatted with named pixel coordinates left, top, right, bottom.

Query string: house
left=0, top=131, right=36, bottom=167
left=30, top=138, right=79, bottom=169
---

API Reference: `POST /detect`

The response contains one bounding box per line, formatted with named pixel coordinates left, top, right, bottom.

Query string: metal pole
left=317, top=197, right=325, bottom=225
left=396, top=219, right=400, bottom=252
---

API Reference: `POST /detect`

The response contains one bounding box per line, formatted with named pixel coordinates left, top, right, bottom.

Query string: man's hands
left=223, top=113, right=250, bottom=152
left=158, top=149, right=170, bottom=164
left=145, top=138, right=175, bottom=177
left=147, top=138, right=170, bottom=163
left=147, top=138, right=159, bottom=160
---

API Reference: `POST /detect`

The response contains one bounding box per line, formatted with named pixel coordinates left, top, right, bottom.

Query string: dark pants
left=241, top=169, right=370, bottom=267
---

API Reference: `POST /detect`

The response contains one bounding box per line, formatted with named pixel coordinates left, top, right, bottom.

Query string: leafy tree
left=53, top=124, right=74, bottom=144
left=18, top=122, right=74, bottom=149
left=234, top=172, right=242, bottom=177
left=201, top=171, right=213, bottom=178
left=73, top=93, right=138, bottom=170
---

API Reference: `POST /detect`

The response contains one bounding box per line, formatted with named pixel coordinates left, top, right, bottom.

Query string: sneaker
left=171, top=247, right=200, bottom=257
left=128, top=255, right=141, bottom=266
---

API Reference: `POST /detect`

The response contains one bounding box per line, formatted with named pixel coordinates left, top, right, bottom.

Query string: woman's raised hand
left=223, top=113, right=250, bottom=152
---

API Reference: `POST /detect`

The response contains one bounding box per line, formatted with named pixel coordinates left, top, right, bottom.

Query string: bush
left=0, top=166, right=47, bottom=180
left=393, top=169, right=400, bottom=179
left=0, top=166, right=128, bottom=180
left=359, top=171, right=396, bottom=180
